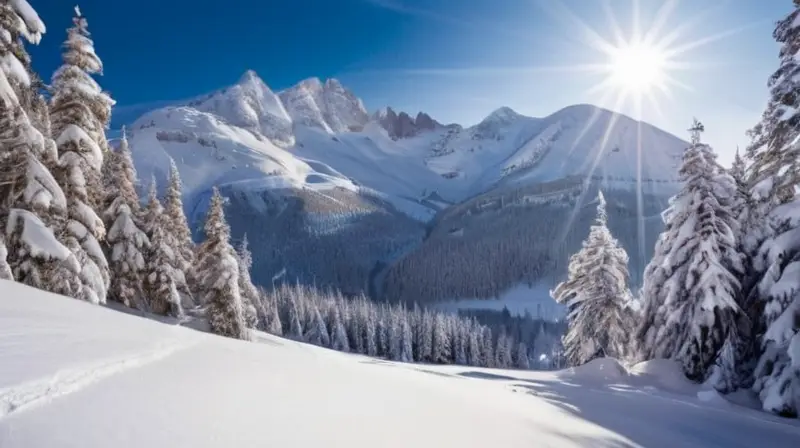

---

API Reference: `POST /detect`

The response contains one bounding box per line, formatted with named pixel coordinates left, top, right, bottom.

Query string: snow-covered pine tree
left=454, top=320, right=468, bottom=366
left=741, top=3, right=800, bottom=417
left=0, top=234, right=12, bottom=280
left=50, top=6, right=114, bottom=218
left=235, top=234, right=259, bottom=329
left=258, top=287, right=283, bottom=335
left=365, top=303, right=378, bottom=357
left=287, top=293, right=304, bottom=341
left=304, top=303, right=330, bottom=347
left=141, top=179, right=181, bottom=317
left=431, top=313, right=451, bottom=364
left=103, top=131, right=149, bottom=308
left=49, top=7, right=114, bottom=303
left=388, top=306, right=402, bottom=361
left=467, top=322, right=482, bottom=366
left=195, top=187, right=248, bottom=340
left=400, top=310, right=413, bottom=363
left=141, top=177, right=160, bottom=237
left=746, top=4, right=800, bottom=207
left=722, top=148, right=758, bottom=391
left=330, top=302, right=350, bottom=352
left=49, top=5, right=114, bottom=300
left=482, top=327, right=495, bottom=368
left=638, top=120, right=743, bottom=381
left=516, top=341, right=531, bottom=370
left=731, top=148, right=746, bottom=185
left=551, top=191, right=632, bottom=366
left=164, top=159, right=195, bottom=298
left=496, top=331, right=513, bottom=368
left=0, top=1, right=82, bottom=293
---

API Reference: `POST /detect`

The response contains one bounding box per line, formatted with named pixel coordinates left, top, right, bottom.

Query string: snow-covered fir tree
left=304, top=303, right=330, bottom=347
left=741, top=3, right=800, bottom=417
left=164, top=159, right=195, bottom=299
left=400, top=311, right=413, bottom=363
left=260, top=287, right=283, bottom=336
left=0, top=234, right=12, bottom=280
left=235, top=234, right=259, bottom=328
left=330, top=302, right=350, bottom=352
left=746, top=4, right=800, bottom=206
left=551, top=191, right=632, bottom=366
left=516, top=342, right=531, bottom=370
left=495, top=330, right=514, bottom=368
left=49, top=7, right=115, bottom=304
left=103, top=130, right=149, bottom=308
left=731, top=148, right=746, bottom=185
left=196, top=187, right=248, bottom=340
left=482, top=327, right=495, bottom=368
left=287, top=293, right=304, bottom=340
left=0, top=1, right=82, bottom=294
left=639, top=120, right=744, bottom=382
left=142, top=179, right=182, bottom=317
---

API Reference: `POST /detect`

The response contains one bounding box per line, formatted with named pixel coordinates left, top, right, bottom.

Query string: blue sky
left=30, top=0, right=791, bottom=164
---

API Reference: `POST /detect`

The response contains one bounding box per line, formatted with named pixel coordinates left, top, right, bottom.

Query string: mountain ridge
left=122, top=69, right=689, bottom=306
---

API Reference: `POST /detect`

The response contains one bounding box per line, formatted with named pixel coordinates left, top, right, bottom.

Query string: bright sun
left=608, top=42, right=666, bottom=93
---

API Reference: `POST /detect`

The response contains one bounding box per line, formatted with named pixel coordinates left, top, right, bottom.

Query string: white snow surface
left=3, top=281, right=800, bottom=447
left=126, top=73, right=686, bottom=222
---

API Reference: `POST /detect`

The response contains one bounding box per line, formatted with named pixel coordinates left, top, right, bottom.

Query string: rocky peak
left=238, top=69, right=263, bottom=86
left=279, top=77, right=368, bottom=133
left=482, top=106, right=520, bottom=125
left=374, top=107, right=443, bottom=140
left=188, top=69, right=294, bottom=146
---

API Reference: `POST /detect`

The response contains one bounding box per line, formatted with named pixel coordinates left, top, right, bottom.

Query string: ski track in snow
left=0, top=339, right=195, bottom=419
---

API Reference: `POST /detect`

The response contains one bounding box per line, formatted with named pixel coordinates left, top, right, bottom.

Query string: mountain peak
left=279, top=77, right=368, bottom=133
left=238, top=69, right=262, bottom=85
left=324, top=78, right=345, bottom=90
left=374, top=108, right=442, bottom=140
left=297, top=77, right=324, bottom=91
left=483, top=106, right=520, bottom=123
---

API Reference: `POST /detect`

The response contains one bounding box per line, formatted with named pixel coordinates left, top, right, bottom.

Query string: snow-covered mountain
left=278, top=77, right=370, bottom=134
left=373, top=106, right=446, bottom=140
left=123, top=70, right=689, bottom=304
left=187, top=70, right=294, bottom=146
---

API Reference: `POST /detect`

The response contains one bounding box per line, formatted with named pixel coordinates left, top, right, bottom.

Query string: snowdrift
left=560, top=357, right=629, bottom=383
left=2, top=281, right=800, bottom=447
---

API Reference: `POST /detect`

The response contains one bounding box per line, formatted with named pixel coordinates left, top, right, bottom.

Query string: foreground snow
left=1, top=281, right=799, bottom=447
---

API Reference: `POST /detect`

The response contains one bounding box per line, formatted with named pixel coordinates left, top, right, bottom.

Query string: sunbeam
left=537, top=0, right=748, bottom=251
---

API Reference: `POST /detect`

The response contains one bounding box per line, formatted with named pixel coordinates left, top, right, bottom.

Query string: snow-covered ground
left=3, top=281, right=800, bottom=447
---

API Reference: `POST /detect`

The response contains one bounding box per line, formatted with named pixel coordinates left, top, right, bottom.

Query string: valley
left=124, top=70, right=688, bottom=313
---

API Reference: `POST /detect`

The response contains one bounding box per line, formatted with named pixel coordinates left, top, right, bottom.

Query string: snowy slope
left=189, top=70, right=294, bottom=146
left=424, top=104, right=686, bottom=198
left=278, top=77, right=370, bottom=134
left=128, top=106, right=357, bottom=202
left=3, top=281, right=800, bottom=447
left=124, top=72, right=687, bottom=216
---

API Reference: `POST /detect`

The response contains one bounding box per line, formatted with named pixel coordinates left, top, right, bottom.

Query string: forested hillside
left=381, top=177, right=669, bottom=304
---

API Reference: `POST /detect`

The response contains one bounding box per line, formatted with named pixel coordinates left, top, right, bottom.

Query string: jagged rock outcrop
left=374, top=106, right=443, bottom=140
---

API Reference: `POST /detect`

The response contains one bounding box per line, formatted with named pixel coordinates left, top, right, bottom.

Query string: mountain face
left=124, top=70, right=687, bottom=310
left=278, top=77, right=370, bottom=134
left=187, top=70, right=294, bottom=146
left=374, top=107, right=444, bottom=140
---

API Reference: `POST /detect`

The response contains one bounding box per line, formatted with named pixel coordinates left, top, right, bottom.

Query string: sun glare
left=534, top=0, right=753, bottom=263
left=608, top=42, right=666, bottom=93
